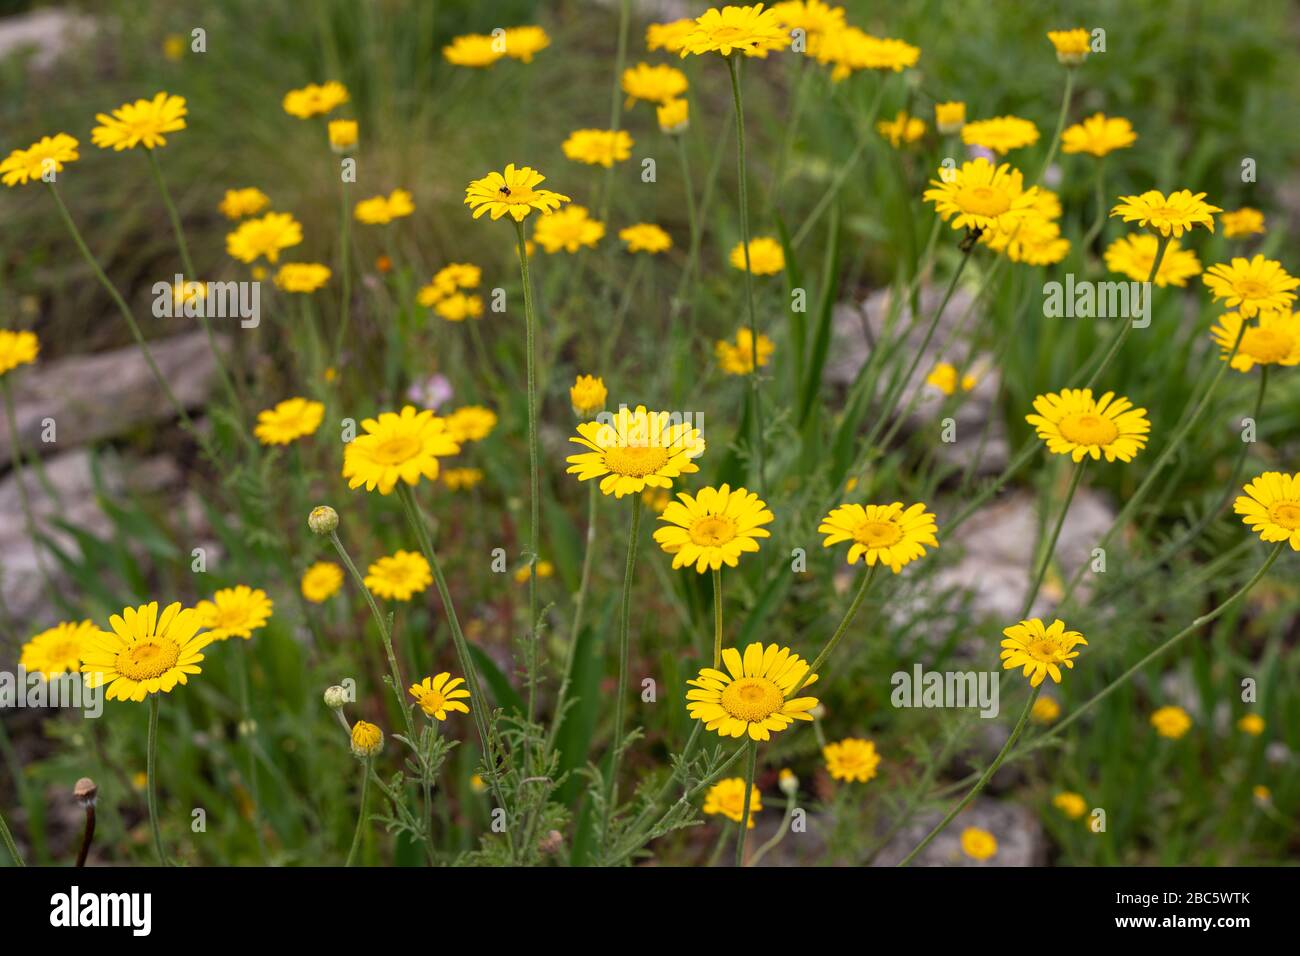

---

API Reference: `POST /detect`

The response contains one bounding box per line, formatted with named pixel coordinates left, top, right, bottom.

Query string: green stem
left=1, top=379, right=59, bottom=606
left=795, top=564, right=878, bottom=694
left=749, top=790, right=796, bottom=866
left=146, top=694, right=168, bottom=865
left=1081, top=233, right=1170, bottom=389
left=1034, top=67, right=1075, bottom=185
left=0, top=804, right=23, bottom=866
left=1080, top=159, right=1107, bottom=252
left=598, top=0, right=632, bottom=224
left=1021, top=459, right=1086, bottom=618
left=601, top=496, right=643, bottom=846
left=346, top=757, right=371, bottom=866
left=673, top=133, right=701, bottom=310
left=712, top=567, right=723, bottom=669
left=334, top=176, right=353, bottom=364
left=546, top=480, right=599, bottom=753
left=735, top=738, right=758, bottom=866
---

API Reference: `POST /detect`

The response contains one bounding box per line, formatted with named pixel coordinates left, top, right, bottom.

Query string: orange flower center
left=416, top=688, right=446, bottom=714
left=852, top=519, right=903, bottom=549
left=605, top=443, right=669, bottom=477
left=962, top=185, right=1011, bottom=218
left=1241, top=328, right=1293, bottom=364
left=1268, top=501, right=1300, bottom=531
left=116, top=639, right=180, bottom=681
left=689, top=515, right=737, bottom=547
left=1058, top=412, right=1119, bottom=447
left=720, top=677, right=784, bottom=722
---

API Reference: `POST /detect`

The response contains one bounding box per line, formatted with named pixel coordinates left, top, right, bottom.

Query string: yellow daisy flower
left=273, top=262, right=332, bottom=293
left=679, top=4, right=792, bottom=58
left=0, top=330, right=39, bottom=377
left=619, top=223, right=673, bottom=253
left=1031, top=696, right=1061, bottom=724
left=465, top=164, right=570, bottom=222
left=533, top=205, right=606, bottom=253
left=421, top=263, right=482, bottom=302
left=715, top=328, right=775, bottom=375
left=162, top=34, right=186, bottom=61
left=408, top=673, right=471, bottom=720
left=254, top=397, right=325, bottom=445
left=80, top=602, right=211, bottom=702
left=342, top=405, right=461, bottom=494
left=91, top=92, right=186, bottom=150
left=687, top=642, right=819, bottom=741
left=225, top=212, right=303, bottom=264
left=703, top=777, right=763, bottom=827
left=925, top=361, right=976, bottom=396
left=354, top=188, right=415, bottom=225
left=960, top=826, right=997, bottom=860
left=961, top=116, right=1040, bottom=155
left=1053, top=792, right=1087, bottom=819
left=1046, top=28, right=1090, bottom=64
left=1110, top=189, right=1221, bottom=238
left=1026, top=389, right=1150, bottom=463
left=282, top=81, right=349, bottom=118
left=561, top=129, right=633, bottom=168
left=877, top=110, right=926, bottom=147
left=646, top=19, right=696, bottom=53
left=444, top=404, right=497, bottom=443
left=350, top=720, right=384, bottom=757
left=1, top=133, right=79, bottom=187
left=643, top=488, right=671, bottom=513
left=818, top=502, right=938, bottom=572
left=570, top=374, right=608, bottom=416
left=565, top=404, right=706, bottom=498
left=442, top=33, right=502, bottom=67
left=999, top=618, right=1087, bottom=687
left=433, top=292, right=484, bottom=322
left=823, top=737, right=881, bottom=783
left=442, top=467, right=485, bottom=492
left=657, top=97, right=690, bottom=134
left=622, top=62, right=688, bottom=106
left=195, top=586, right=273, bottom=641
left=301, top=561, right=344, bottom=603
left=20, top=620, right=97, bottom=678
left=1202, top=254, right=1299, bottom=317
left=218, top=187, right=270, bottom=220
left=365, top=550, right=433, bottom=601
left=923, top=157, right=1039, bottom=234
left=934, top=101, right=966, bottom=135
left=503, top=25, right=550, bottom=62
left=1061, top=112, right=1137, bottom=157
left=513, top=560, right=554, bottom=583
left=653, top=484, right=773, bottom=573
left=857, top=35, right=921, bottom=71
left=1104, top=234, right=1202, bottom=287
left=1238, top=713, right=1265, bottom=736
left=1220, top=207, right=1265, bottom=239
left=981, top=213, right=1070, bottom=266
left=729, top=236, right=785, bottom=275
left=770, top=0, right=846, bottom=36
left=1150, top=705, right=1192, bottom=739
left=1210, top=310, right=1300, bottom=372
left=328, top=119, right=358, bottom=152
left=1234, top=471, right=1300, bottom=550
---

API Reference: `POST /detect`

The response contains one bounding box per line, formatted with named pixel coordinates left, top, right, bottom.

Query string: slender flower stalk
left=601, top=496, right=643, bottom=845
left=795, top=564, right=879, bottom=695
left=598, top=0, right=632, bottom=224
left=748, top=785, right=797, bottom=866
left=333, top=175, right=353, bottom=364
left=712, top=567, right=723, bottom=669
left=1079, top=160, right=1108, bottom=251
left=546, top=481, right=599, bottom=753
left=0, top=804, right=23, bottom=866
left=1, top=378, right=59, bottom=605
left=1034, top=68, right=1076, bottom=185
left=735, top=739, right=759, bottom=866
left=1021, top=460, right=1086, bottom=618
left=673, top=133, right=701, bottom=306
left=146, top=694, right=168, bottom=865
left=346, top=757, right=371, bottom=866
left=1081, top=233, right=1170, bottom=389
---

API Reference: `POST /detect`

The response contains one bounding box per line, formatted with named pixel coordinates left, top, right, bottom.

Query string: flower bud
left=74, top=777, right=98, bottom=808
left=350, top=720, right=383, bottom=758
left=778, top=768, right=798, bottom=796
left=323, top=685, right=349, bottom=709
left=308, top=505, right=339, bottom=535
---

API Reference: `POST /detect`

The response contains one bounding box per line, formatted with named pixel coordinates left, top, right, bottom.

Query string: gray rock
left=0, top=9, right=94, bottom=71
left=870, top=797, right=1047, bottom=867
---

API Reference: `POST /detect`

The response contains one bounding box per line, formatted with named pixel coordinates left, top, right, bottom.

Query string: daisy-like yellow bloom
left=1053, top=792, right=1087, bottom=819
left=513, top=560, right=554, bottom=584
left=408, top=673, right=471, bottom=720
left=855, top=35, right=921, bottom=72
left=342, top=405, right=461, bottom=494
left=729, top=236, right=785, bottom=275
left=1220, top=207, right=1265, bottom=239
left=570, top=374, right=608, bottom=416
left=162, top=34, right=186, bottom=61
left=464, top=164, right=570, bottom=222
left=1150, top=705, right=1192, bottom=739
left=925, top=361, right=976, bottom=396
left=282, top=81, right=349, bottom=118
left=20, top=620, right=98, bottom=678
left=421, top=263, right=482, bottom=302
left=226, top=211, right=303, bottom=264
left=365, top=550, right=433, bottom=601
left=823, top=738, right=881, bottom=783
left=934, top=101, right=966, bottom=135
left=1026, top=389, right=1150, bottom=463
left=1031, top=696, right=1061, bottom=724
left=442, top=467, right=485, bottom=492
left=433, top=292, right=484, bottom=322
left=218, top=187, right=270, bottom=220
left=818, top=502, right=938, bottom=572
left=274, top=262, right=332, bottom=293
left=254, top=397, right=325, bottom=445
left=653, top=484, right=773, bottom=573
left=470, top=773, right=488, bottom=794
left=999, top=618, right=1087, bottom=687
left=301, top=561, right=344, bottom=603
left=877, top=110, right=926, bottom=147
left=643, top=488, right=671, bottom=513
left=961, top=116, right=1040, bottom=155
left=503, top=25, right=550, bottom=62
left=1104, top=234, right=1202, bottom=287
left=0, top=330, right=39, bottom=377
left=561, top=129, right=633, bottom=168
left=622, top=62, right=688, bottom=106
left=442, top=33, right=502, bottom=67
left=1235, top=471, right=1300, bottom=550
left=1, top=133, right=79, bottom=187
left=702, top=777, right=763, bottom=827
left=196, top=586, right=273, bottom=641
left=1210, top=310, right=1300, bottom=372
left=771, top=0, right=846, bottom=35
left=646, top=19, right=696, bottom=53
left=657, top=97, right=690, bottom=134
left=1110, top=189, right=1221, bottom=238
left=80, top=602, right=211, bottom=702
left=566, top=404, right=706, bottom=498
left=1046, top=28, right=1090, bottom=64
left=687, top=642, right=818, bottom=741
left=91, top=92, right=186, bottom=151
left=960, top=827, right=997, bottom=860
left=679, top=4, right=792, bottom=58
left=981, top=213, right=1070, bottom=266
left=1061, top=113, right=1136, bottom=157
left=350, top=720, right=384, bottom=757
left=533, top=205, right=606, bottom=254
left=619, top=223, right=673, bottom=253
left=354, top=188, right=415, bottom=225
left=923, top=157, right=1039, bottom=234
left=328, top=119, right=357, bottom=152
left=1253, top=784, right=1271, bottom=805
left=1202, top=254, right=1299, bottom=318
left=1238, top=713, right=1265, bottom=736
left=715, top=328, right=775, bottom=375
left=444, top=404, right=497, bottom=443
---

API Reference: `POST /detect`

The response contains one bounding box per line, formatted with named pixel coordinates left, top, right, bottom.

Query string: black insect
left=500, top=186, right=512, bottom=196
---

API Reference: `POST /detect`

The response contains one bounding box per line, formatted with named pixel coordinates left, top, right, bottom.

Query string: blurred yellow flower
left=533, top=205, right=605, bottom=253
left=226, top=211, right=303, bottom=264
left=513, top=560, right=554, bottom=584
left=562, top=129, right=633, bottom=167
left=657, top=97, right=690, bottom=134
left=433, top=292, right=484, bottom=321
left=443, top=33, right=501, bottom=67
left=1047, top=28, right=1090, bottom=64
left=1031, top=696, right=1061, bottom=724
left=196, top=586, right=273, bottom=641
left=1203, top=254, right=1298, bottom=317
left=218, top=187, right=270, bottom=220
left=877, top=110, right=926, bottom=147
left=0, top=330, right=39, bottom=376
left=1053, top=792, right=1087, bottom=819
left=20, top=621, right=96, bottom=677
left=570, top=374, right=608, bottom=416
left=960, top=827, right=997, bottom=860
left=1110, top=189, right=1221, bottom=238
left=679, top=4, right=792, bottom=58
left=1150, top=705, right=1192, bottom=739
left=961, top=115, right=1040, bottom=155
left=274, top=262, right=332, bottom=293
left=622, top=62, right=688, bottom=106
left=162, top=34, right=186, bottom=61
left=1220, top=207, right=1265, bottom=239
left=1209, top=310, right=1300, bottom=372
left=421, top=263, right=482, bottom=303
left=92, top=92, right=187, bottom=150
left=328, top=119, right=357, bottom=152
left=1104, top=234, right=1202, bottom=287
left=823, top=738, right=881, bottom=783
left=620, top=223, right=673, bottom=253
left=1061, top=113, right=1136, bottom=157
left=254, top=397, right=325, bottom=445
left=1, top=133, right=79, bottom=186
left=703, top=777, right=762, bottom=826
left=715, top=328, right=774, bottom=375
left=354, top=188, right=414, bottom=225
left=444, top=404, right=497, bottom=443
left=504, top=25, right=550, bottom=62
left=646, top=19, right=696, bottom=53
left=729, top=236, right=785, bottom=274
left=925, top=361, right=976, bottom=396
left=771, top=0, right=846, bottom=36
left=282, top=81, right=349, bottom=118
left=301, top=562, right=344, bottom=603
left=442, top=467, right=485, bottom=492
left=934, top=100, right=966, bottom=135
left=365, top=550, right=432, bottom=601
left=1238, top=713, right=1265, bottom=735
